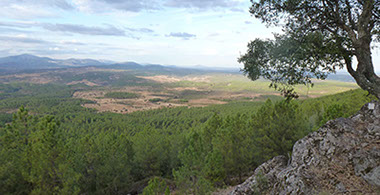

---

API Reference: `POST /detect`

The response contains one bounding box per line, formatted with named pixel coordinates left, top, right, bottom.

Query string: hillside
left=0, top=86, right=376, bottom=194
left=0, top=54, right=207, bottom=73
left=0, top=56, right=375, bottom=195
left=232, top=101, right=380, bottom=194
left=0, top=54, right=111, bottom=70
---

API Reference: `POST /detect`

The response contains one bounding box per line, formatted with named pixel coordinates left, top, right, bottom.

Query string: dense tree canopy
left=240, top=0, right=380, bottom=99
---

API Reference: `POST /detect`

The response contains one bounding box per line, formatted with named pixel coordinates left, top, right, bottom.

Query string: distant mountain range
left=0, top=54, right=239, bottom=73
left=0, top=54, right=358, bottom=82
left=0, top=54, right=114, bottom=70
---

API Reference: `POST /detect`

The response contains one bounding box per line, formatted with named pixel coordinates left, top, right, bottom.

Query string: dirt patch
left=183, top=75, right=211, bottom=83
left=138, top=75, right=181, bottom=83
left=170, top=87, right=203, bottom=91
left=73, top=87, right=230, bottom=114
left=81, top=96, right=184, bottom=114
left=138, top=75, right=211, bottom=83
left=72, top=76, right=283, bottom=114
left=67, top=79, right=99, bottom=86
left=188, top=98, right=227, bottom=107
left=73, top=90, right=105, bottom=99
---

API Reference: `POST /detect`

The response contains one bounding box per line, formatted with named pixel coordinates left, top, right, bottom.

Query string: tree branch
left=344, top=0, right=357, bottom=30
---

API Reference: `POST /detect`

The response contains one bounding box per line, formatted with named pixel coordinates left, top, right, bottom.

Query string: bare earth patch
left=73, top=86, right=229, bottom=114
left=188, top=98, right=227, bottom=107
left=138, top=75, right=211, bottom=83
left=170, top=87, right=203, bottom=91
left=138, top=75, right=181, bottom=83
left=67, top=79, right=99, bottom=86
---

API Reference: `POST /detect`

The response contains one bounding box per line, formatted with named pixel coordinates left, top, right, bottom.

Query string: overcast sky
left=0, top=0, right=379, bottom=71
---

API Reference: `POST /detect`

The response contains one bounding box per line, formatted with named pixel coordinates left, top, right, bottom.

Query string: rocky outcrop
left=231, top=101, right=380, bottom=195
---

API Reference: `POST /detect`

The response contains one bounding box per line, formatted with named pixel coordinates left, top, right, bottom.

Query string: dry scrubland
left=0, top=67, right=358, bottom=114
left=73, top=73, right=358, bottom=113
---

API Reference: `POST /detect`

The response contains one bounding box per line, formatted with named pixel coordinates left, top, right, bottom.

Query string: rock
left=231, top=101, right=380, bottom=195
left=232, top=156, right=287, bottom=195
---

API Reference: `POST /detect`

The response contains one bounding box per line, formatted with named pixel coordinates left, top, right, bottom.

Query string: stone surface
left=231, top=101, right=380, bottom=195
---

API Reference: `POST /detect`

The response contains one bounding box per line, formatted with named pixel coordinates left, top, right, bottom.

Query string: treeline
left=0, top=85, right=376, bottom=194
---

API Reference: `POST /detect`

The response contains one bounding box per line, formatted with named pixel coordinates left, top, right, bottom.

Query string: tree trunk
left=346, top=0, right=380, bottom=99
left=347, top=45, right=380, bottom=99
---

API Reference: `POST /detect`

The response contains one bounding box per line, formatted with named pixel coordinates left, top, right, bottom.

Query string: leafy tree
left=0, top=106, right=35, bottom=194
left=27, top=116, right=66, bottom=194
left=142, top=177, right=170, bottom=195
left=211, top=114, right=254, bottom=184
left=76, top=132, right=134, bottom=194
left=319, top=103, right=349, bottom=125
left=173, top=130, right=220, bottom=195
left=132, top=128, right=171, bottom=179
left=240, top=0, right=380, bottom=99
left=0, top=108, right=80, bottom=194
left=250, top=100, right=309, bottom=163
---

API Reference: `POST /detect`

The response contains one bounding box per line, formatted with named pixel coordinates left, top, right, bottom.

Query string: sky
left=0, top=0, right=379, bottom=72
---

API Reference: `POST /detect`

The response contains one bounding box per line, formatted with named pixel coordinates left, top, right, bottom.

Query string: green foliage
left=210, top=114, right=253, bottom=184
left=0, top=106, right=34, bottom=194
left=242, top=0, right=380, bottom=98
left=0, top=82, right=375, bottom=194
left=104, top=92, right=140, bottom=99
left=251, top=100, right=310, bottom=161
left=173, top=130, right=216, bottom=195
left=178, top=99, right=189, bottom=103
left=299, top=89, right=375, bottom=130
left=132, top=128, right=174, bottom=179
left=319, top=103, right=349, bottom=125
left=239, top=33, right=343, bottom=99
left=0, top=113, right=12, bottom=126
left=0, top=107, right=80, bottom=194
left=142, top=177, right=170, bottom=195
left=173, top=99, right=308, bottom=193
left=149, top=98, right=163, bottom=103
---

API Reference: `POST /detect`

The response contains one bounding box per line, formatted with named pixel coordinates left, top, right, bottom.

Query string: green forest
left=0, top=80, right=376, bottom=194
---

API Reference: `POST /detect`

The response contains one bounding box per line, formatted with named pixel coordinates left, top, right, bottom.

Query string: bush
left=149, top=98, right=163, bottom=103
left=142, top=177, right=170, bottom=195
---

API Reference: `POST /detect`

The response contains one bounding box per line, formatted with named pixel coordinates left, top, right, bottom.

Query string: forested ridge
left=0, top=80, right=376, bottom=194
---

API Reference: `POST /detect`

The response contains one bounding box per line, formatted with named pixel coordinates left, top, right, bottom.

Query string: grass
left=166, top=73, right=358, bottom=98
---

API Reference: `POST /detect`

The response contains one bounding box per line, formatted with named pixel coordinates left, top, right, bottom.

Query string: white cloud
left=0, top=4, right=57, bottom=19
left=49, top=47, right=60, bottom=51
left=72, top=0, right=160, bottom=13
left=201, top=48, right=218, bottom=56
left=42, top=23, right=126, bottom=36
left=0, top=0, right=73, bottom=19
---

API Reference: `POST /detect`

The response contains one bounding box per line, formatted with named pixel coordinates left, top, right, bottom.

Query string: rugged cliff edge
left=231, top=101, right=380, bottom=195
